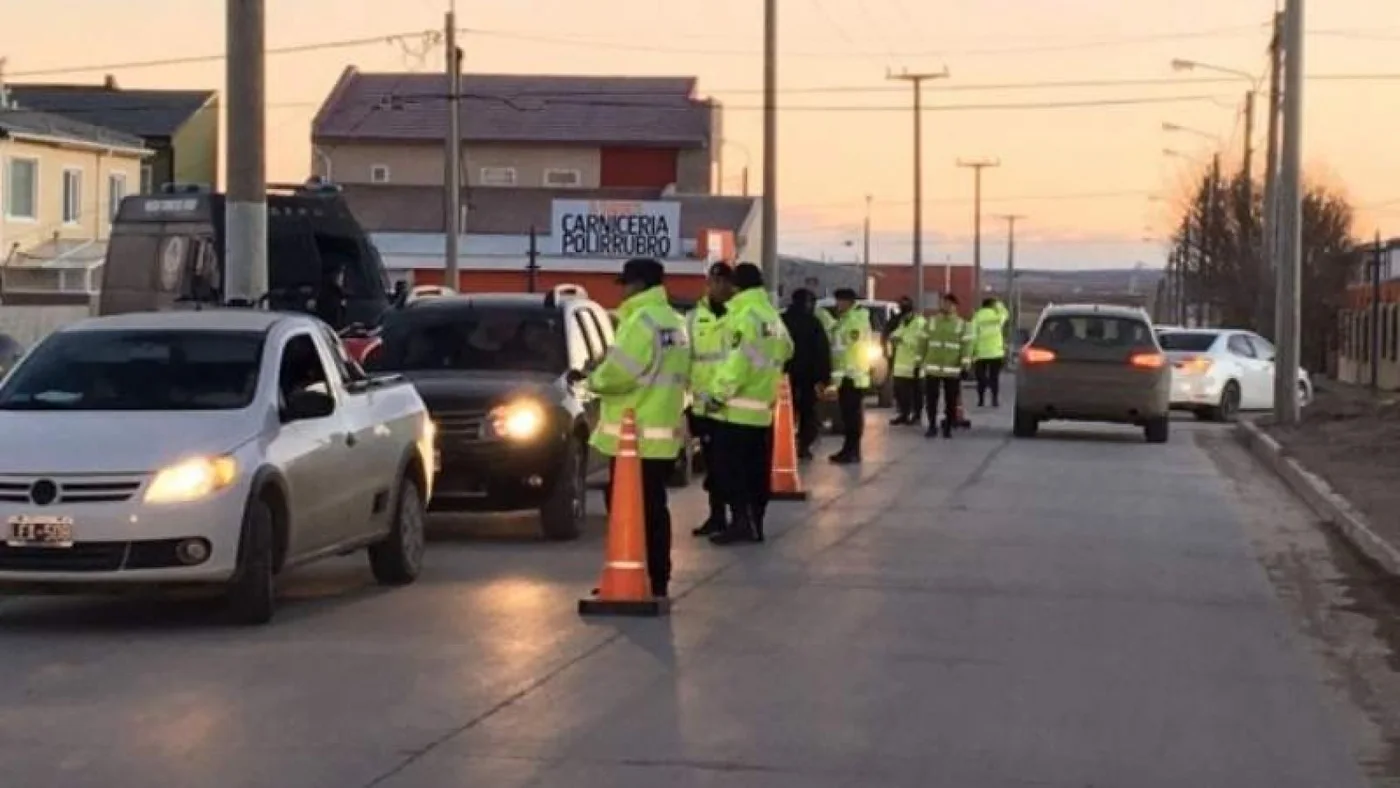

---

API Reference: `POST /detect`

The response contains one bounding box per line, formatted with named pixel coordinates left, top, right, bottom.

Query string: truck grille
left=433, top=409, right=488, bottom=441
left=0, top=475, right=145, bottom=505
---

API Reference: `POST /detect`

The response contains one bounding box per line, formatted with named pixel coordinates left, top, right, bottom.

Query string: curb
left=1235, top=419, right=1400, bottom=576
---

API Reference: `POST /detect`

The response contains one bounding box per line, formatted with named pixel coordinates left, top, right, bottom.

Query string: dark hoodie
left=782, top=289, right=832, bottom=387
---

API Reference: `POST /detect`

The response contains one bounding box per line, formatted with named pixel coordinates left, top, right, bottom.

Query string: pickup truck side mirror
left=282, top=389, right=335, bottom=422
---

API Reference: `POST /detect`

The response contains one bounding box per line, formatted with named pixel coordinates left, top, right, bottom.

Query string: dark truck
left=98, top=181, right=391, bottom=329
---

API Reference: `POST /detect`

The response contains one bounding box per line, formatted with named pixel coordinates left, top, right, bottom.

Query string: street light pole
left=1263, top=11, right=1284, bottom=336
left=760, top=0, right=779, bottom=292
left=225, top=0, right=267, bottom=305
left=958, top=158, right=1000, bottom=301
left=444, top=7, right=461, bottom=291
left=888, top=67, right=950, bottom=311
left=1274, top=0, right=1305, bottom=425
left=996, top=214, right=1025, bottom=338
left=862, top=194, right=872, bottom=297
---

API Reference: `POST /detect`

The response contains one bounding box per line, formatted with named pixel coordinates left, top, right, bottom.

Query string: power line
left=791, top=189, right=1155, bottom=210
left=8, top=29, right=442, bottom=79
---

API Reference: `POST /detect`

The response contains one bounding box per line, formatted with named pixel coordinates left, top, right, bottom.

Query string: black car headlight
left=485, top=399, right=548, bottom=441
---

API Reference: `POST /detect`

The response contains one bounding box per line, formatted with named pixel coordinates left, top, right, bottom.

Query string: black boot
left=925, top=424, right=939, bottom=438
left=941, top=418, right=953, bottom=438
left=710, top=507, right=758, bottom=545
left=692, top=516, right=725, bottom=537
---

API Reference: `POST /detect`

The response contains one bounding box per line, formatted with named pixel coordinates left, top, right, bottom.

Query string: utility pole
left=1274, top=0, right=1304, bottom=425
left=225, top=0, right=267, bottom=305
left=0, top=57, right=10, bottom=108
left=527, top=226, right=540, bottom=294
left=861, top=194, right=872, bottom=297
left=997, top=214, right=1025, bottom=339
left=444, top=8, right=462, bottom=291
left=1371, top=231, right=1383, bottom=391
left=1207, top=152, right=1222, bottom=326
left=760, top=0, right=779, bottom=292
left=888, top=67, right=950, bottom=311
left=958, top=158, right=1000, bottom=300
left=1262, top=11, right=1284, bottom=337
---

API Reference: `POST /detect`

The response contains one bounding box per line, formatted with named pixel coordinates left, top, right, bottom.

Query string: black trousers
left=791, top=378, right=819, bottom=456
left=893, top=376, right=921, bottom=420
left=688, top=412, right=725, bottom=523
left=925, top=376, right=962, bottom=424
left=838, top=379, right=864, bottom=456
left=974, top=358, right=1004, bottom=405
left=712, top=422, right=773, bottom=530
left=606, top=457, right=673, bottom=596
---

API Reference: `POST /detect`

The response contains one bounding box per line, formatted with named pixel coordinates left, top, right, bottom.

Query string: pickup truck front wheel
left=540, top=439, right=586, bottom=541
left=225, top=497, right=276, bottom=626
left=369, top=475, right=426, bottom=586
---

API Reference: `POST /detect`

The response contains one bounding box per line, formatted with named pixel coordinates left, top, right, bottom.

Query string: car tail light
left=1176, top=355, right=1213, bottom=374
left=1130, top=352, right=1166, bottom=369
left=1021, top=346, right=1056, bottom=364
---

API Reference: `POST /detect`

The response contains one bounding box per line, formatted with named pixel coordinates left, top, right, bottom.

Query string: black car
left=362, top=288, right=615, bottom=540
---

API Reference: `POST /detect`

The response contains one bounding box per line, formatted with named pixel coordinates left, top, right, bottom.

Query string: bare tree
left=1167, top=166, right=1361, bottom=369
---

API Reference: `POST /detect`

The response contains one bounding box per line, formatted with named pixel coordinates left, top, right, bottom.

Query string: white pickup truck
left=0, top=309, right=436, bottom=625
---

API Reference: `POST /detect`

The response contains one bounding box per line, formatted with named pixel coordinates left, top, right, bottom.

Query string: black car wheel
left=540, top=439, right=586, bottom=541
left=1206, top=381, right=1241, bottom=423
left=368, top=474, right=425, bottom=585
left=1144, top=417, right=1170, bottom=444
left=225, top=496, right=276, bottom=626
left=1012, top=408, right=1038, bottom=438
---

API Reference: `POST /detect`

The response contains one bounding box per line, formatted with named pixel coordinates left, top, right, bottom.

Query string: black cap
left=707, top=261, right=734, bottom=280
left=617, top=258, right=665, bottom=287
left=833, top=288, right=858, bottom=301
left=733, top=262, right=764, bottom=289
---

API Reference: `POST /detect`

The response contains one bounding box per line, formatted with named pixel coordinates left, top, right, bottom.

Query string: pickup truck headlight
left=486, top=400, right=546, bottom=441
left=145, top=456, right=238, bottom=504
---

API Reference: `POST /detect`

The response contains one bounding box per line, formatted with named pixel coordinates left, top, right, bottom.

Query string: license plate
left=7, top=515, right=75, bottom=548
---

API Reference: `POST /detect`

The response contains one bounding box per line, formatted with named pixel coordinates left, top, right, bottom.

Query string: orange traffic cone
left=769, top=378, right=809, bottom=501
left=579, top=409, right=668, bottom=617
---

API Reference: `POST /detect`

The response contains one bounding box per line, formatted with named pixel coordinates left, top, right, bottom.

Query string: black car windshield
left=370, top=311, right=567, bottom=374
left=1157, top=331, right=1219, bottom=352
left=0, top=329, right=264, bottom=411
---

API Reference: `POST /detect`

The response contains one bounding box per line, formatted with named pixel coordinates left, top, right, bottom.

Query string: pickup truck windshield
left=0, top=330, right=265, bottom=411
left=371, top=312, right=566, bottom=374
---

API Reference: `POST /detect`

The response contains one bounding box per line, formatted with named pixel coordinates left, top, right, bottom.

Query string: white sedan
left=1157, top=327, right=1313, bottom=422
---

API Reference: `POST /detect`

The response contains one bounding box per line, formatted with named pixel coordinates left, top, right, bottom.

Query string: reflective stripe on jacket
left=707, top=288, right=795, bottom=427
left=971, top=302, right=1010, bottom=360
left=687, top=297, right=727, bottom=396
left=588, top=286, right=691, bottom=459
left=922, top=314, right=970, bottom=378
left=830, top=306, right=873, bottom=388
left=890, top=314, right=927, bottom=378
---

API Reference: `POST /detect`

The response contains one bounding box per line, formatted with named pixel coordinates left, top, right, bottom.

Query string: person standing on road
left=921, top=294, right=972, bottom=439
left=687, top=262, right=735, bottom=538
left=700, top=263, right=794, bottom=544
left=828, top=288, right=871, bottom=464
left=781, top=288, right=832, bottom=461
left=588, top=258, right=691, bottom=599
left=887, top=295, right=927, bottom=426
left=971, top=296, right=1011, bottom=408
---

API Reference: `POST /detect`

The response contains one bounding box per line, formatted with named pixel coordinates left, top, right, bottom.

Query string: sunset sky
left=5, top=0, right=1398, bottom=269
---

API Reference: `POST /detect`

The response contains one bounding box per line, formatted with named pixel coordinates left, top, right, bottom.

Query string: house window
left=479, top=166, right=517, bottom=186
left=140, top=163, right=154, bottom=194
left=62, top=168, right=84, bottom=224
left=107, top=173, right=128, bottom=221
left=544, top=168, right=582, bottom=188
left=370, top=164, right=391, bottom=184
left=4, top=158, right=38, bottom=220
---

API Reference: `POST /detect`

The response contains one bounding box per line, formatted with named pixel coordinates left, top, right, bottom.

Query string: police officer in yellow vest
left=699, top=263, right=794, bottom=544
left=887, top=295, right=927, bottom=426
left=971, top=296, right=1011, bottom=407
left=921, top=293, right=973, bottom=439
left=687, top=262, right=735, bottom=538
left=829, top=288, right=871, bottom=464
left=587, top=258, right=691, bottom=599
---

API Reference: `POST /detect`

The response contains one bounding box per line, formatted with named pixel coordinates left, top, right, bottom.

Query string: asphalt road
left=3, top=403, right=1400, bottom=787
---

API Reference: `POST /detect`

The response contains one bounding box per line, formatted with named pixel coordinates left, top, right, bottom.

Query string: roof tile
left=314, top=71, right=713, bottom=147
left=8, top=84, right=215, bottom=139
